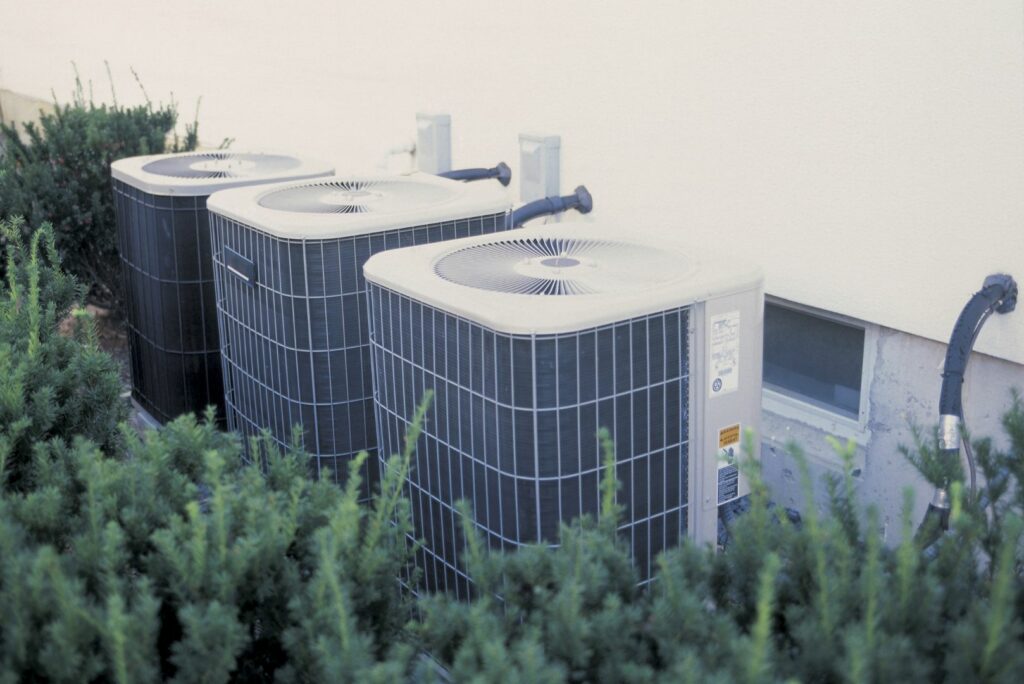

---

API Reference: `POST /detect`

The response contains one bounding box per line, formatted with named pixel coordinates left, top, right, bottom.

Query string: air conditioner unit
left=111, top=151, right=333, bottom=425
left=363, top=226, right=763, bottom=596
left=206, top=172, right=521, bottom=498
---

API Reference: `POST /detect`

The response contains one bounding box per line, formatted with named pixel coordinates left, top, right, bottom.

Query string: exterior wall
left=0, top=88, right=53, bottom=137
left=761, top=327, right=1022, bottom=541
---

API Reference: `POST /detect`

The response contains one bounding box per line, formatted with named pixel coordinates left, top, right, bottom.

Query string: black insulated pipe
left=511, top=185, right=593, bottom=227
left=437, top=162, right=512, bottom=186
left=939, top=274, right=1018, bottom=420
left=924, top=273, right=1017, bottom=532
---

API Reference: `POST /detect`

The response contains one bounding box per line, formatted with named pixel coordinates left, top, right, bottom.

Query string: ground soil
left=60, top=304, right=131, bottom=390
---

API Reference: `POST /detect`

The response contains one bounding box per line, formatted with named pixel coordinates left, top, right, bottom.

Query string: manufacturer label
left=708, top=310, right=740, bottom=397
left=718, top=465, right=740, bottom=504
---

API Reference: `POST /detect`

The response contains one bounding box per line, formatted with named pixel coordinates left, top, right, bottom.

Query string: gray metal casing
left=688, top=291, right=763, bottom=547
left=110, top=152, right=333, bottom=424
left=363, top=226, right=764, bottom=591
left=210, top=211, right=510, bottom=497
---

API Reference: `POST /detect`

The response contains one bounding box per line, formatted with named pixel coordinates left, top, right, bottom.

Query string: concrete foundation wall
left=0, top=89, right=54, bottom=137
left=761, top=326, right=1021, bottom=543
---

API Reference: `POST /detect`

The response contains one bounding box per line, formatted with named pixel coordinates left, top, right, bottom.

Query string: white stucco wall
left=2, top=0, right=1022, bottom=365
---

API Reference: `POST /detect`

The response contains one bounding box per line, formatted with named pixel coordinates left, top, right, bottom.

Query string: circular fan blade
left=141, top=152, right=301, bottom=179
left=434, top=236, right=682, bottom=295
left=258, top=178, right=455, bottom=214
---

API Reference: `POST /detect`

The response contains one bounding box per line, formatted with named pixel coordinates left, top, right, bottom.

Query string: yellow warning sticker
left=718, top=424, right=741, bottom=449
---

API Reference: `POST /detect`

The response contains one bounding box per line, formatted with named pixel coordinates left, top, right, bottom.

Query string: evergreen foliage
left=0, top=217, right=124, bottom=491
left=1, top=219, right=1022, bottom=682
left=0, top=69, right=201, bottom=308
left=0, top=222, right=415, bottom=681
left=416, top=427, right=1024, bottom=683
left=0, top=417, right=419, bottom=682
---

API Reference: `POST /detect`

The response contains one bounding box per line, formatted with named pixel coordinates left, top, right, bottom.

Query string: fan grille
left=434, top=236, right=682, bottom=295
left=141, top=152, right=301, bottom=179
left=258, top=178, right=455, bottom=214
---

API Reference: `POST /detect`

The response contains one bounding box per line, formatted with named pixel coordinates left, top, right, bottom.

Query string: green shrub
left=417, top=419, right=1024, bottom=683
left=0, top=217, right=124, bottom=491
left=0, top=71, right=201, bottom=308
left=0, top=418, right=419, bottom=683
left=0, top=221, right=416, bottom=682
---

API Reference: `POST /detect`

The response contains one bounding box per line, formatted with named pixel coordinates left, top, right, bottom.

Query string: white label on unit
left=708, top=310, right=740, bottom=397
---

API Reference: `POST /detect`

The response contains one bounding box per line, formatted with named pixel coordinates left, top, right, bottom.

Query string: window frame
left=761, top=296, right=877, bottom=446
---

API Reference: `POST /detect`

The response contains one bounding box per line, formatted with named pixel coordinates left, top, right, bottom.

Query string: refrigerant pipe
left=511, top=185, right=593, bottom=227
left=922, top=273, right=1017, bottom=533
left=438, top=162, right=512, bottom=186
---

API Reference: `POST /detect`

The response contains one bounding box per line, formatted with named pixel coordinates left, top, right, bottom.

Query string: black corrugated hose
left=919, top=274, right=1017, bottom=539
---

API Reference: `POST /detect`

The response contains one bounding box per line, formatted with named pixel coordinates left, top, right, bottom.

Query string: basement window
left=763, top=301, right=871, bottom=423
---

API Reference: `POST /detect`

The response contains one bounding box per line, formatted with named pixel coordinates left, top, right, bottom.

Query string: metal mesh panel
left=368, top=283, right=691, bottom=597
left=210, top=212, right=508, bottom=499
left=113, top=179, right=223, bottom=423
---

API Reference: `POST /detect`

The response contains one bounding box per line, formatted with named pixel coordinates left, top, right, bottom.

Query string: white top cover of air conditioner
left=206, top=172, right=512, bottom=239
left=363, top=225, right=763, bottom=335
left=111, top=150, right=334, bottom=196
